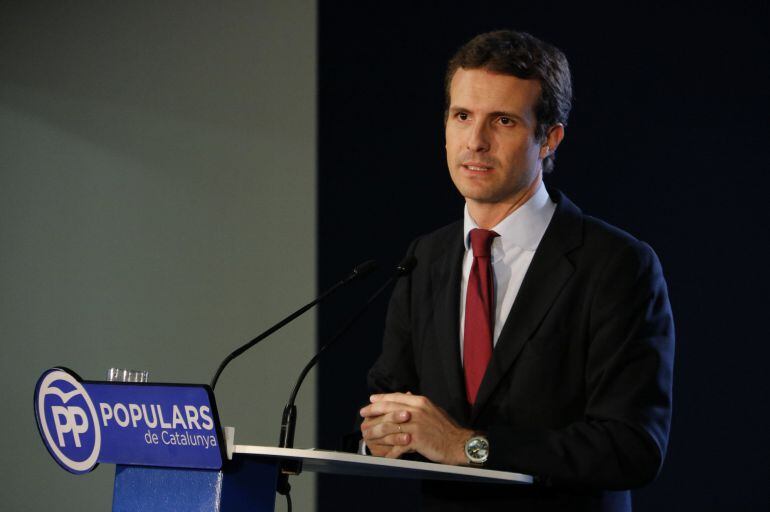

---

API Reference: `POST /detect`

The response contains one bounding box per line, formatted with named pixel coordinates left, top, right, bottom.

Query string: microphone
left=209, top=259, right=378, bottom=390
left=278, top=255, right=417, bottom=453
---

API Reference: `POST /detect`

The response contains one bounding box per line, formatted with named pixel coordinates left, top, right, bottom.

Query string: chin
left=461, top=191, right=505, bottom=204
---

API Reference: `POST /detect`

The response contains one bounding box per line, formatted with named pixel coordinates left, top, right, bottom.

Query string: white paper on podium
left=233, top=445, right=533, bottom=485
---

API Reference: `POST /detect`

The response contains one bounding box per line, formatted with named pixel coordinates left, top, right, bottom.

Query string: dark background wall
left=317, top=2, right=768, bottom=510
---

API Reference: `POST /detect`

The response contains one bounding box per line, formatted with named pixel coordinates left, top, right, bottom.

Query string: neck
left=467, top=174, right=543, bottom=229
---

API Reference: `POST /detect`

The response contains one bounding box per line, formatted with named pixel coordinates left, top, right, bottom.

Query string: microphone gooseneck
left=278, top=255, right=417, bottom=450
left=209, top=259, right=377, bottom=390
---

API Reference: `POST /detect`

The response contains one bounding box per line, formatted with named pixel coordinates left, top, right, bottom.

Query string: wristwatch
left=464, top=434, right=489, bottom=465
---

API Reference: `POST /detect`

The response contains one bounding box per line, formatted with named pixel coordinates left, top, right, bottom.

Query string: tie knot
left=469, top=228, right=499, bottom=258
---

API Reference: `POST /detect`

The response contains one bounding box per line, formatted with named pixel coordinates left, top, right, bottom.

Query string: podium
left=113, top=443, right=534, bottom=512
left=34, top=367, right=533, bottom=511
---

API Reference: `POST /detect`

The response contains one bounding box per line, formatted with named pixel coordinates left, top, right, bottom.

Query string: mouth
left=461, top=162, right=493, bottom=173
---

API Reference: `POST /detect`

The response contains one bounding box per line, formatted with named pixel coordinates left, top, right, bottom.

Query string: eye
left=498, top=116, right=515, bottom=126
left=456, top=112, right=469, bottom=121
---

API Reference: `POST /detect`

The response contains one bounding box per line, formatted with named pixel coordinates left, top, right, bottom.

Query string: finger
left=361, top=409, right=411, bottom=428
left=359, top=403, right=386, bottom=418
left=367, top=431, right=410, bottom=451
left=369, top=432, right=411, bottom=446
left=364, top=409, right=410, bottom=431
left=391, top=409, right=411, bottom=423
left=369, top=392, right=413, bottom=404
left=385, top=444, right=412, bottom=459
left=365, top=442, right=391, bottom=458
left=360, top=405, right=378, bottom=418
left=361, top=416, right=380, bottom=431
left=361, top=401, right=414, bottom=417
left=362, top=420, right=411, bottom=441
left=370, top=392, right=430, bottom=409
left=361, top=414, right=388, bottom=431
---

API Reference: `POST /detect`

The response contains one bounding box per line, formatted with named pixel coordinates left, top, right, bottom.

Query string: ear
left=539, top=124, right=565, bottom=159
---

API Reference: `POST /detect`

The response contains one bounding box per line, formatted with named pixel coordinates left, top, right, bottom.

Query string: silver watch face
left=465, top=436, right=489, bottom=463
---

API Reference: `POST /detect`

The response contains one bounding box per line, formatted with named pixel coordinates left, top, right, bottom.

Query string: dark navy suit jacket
left=368, top=189, right=675, bottom=511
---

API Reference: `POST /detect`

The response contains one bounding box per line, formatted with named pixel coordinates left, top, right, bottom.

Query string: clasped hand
left=359, top=392, right=472, bottom=465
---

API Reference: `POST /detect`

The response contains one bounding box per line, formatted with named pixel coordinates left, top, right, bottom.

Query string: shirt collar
left=463, top=181, right=556, bottom=253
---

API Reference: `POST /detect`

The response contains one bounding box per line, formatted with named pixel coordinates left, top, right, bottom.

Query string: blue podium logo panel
left=34, top=368, right=224, bottom=474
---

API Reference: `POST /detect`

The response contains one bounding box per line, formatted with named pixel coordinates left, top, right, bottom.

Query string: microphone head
left=346, top=260, right=378, bottom=282
left=395, top=255, right=417, bottom=276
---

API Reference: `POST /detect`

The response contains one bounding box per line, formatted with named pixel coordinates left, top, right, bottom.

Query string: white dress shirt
left=460, top=182, right=556, bottom=363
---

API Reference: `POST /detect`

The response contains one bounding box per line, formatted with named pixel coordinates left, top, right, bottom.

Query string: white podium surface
left=233, top=445, right=533, bottom=485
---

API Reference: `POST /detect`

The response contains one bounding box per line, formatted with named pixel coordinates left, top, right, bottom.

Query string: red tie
left=464, top=228, right=499, bottom=405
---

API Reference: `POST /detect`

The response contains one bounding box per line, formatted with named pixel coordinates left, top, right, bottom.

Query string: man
left=358, top=30, right=674, bottom=511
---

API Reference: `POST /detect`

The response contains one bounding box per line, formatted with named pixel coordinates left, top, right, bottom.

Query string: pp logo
left=34, top=369, right=101, bottom=473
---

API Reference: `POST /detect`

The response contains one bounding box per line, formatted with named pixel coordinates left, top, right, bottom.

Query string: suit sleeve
left=486, top=240, right=675, bottom=489
left=367, top=238, right=421, bottom=395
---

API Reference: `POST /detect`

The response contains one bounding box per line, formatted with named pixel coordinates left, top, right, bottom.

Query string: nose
left=467, top=121, right=490, bottom=152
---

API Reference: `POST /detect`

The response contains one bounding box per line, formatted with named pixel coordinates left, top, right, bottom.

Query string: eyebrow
left=448, top=106, right=526, bottom=123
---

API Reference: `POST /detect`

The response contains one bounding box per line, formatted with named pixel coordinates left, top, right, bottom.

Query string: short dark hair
left=445, top=30, right=572, bottom=173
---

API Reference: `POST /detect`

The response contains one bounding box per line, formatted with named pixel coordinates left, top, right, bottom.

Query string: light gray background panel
left=0, top=2, right=317, bottom=510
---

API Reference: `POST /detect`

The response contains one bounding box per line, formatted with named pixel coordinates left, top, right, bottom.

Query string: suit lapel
left=471, top=189, right=583, bottom=422
left=430, top=226, right=470, bottom=420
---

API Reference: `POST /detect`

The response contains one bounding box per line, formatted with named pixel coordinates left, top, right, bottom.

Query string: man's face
left=445, top=68, right=544, bottom=206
